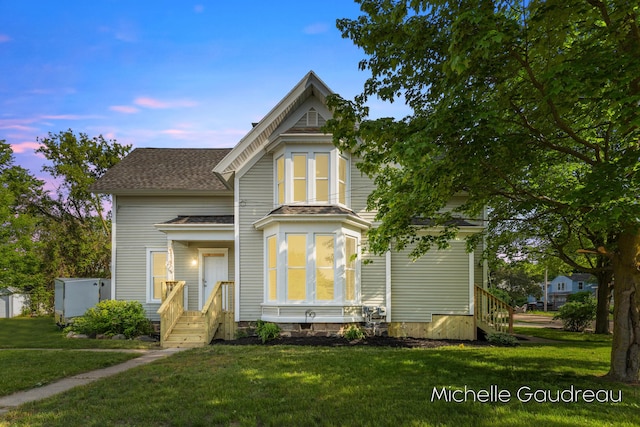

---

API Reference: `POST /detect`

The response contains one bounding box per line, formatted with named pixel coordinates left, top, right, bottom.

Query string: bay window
left=273, top=147, right=349, bottom=206
left=260, top=225, right=362, bottom=305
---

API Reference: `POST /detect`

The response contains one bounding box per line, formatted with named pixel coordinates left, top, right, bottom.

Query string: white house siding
left=114, top=195, right=234, bottom=320
left=349, top=157, right=386, bottom=307
left=390, top=240, right=471, bottom=322
left=350, top=156, right=377, bottom=223
left=237, top=154, right=273, bottom=321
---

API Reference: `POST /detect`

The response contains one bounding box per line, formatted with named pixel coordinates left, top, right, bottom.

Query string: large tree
left=327, top=1, right=640, bottom=381
left=0, top=141, right=45, bottom=297
left=35, top=130, right=131, bottom=280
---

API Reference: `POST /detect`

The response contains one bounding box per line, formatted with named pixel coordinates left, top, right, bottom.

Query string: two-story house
left=91, top=71, right=498, bottom=347
left=547, top=273, right=598, bottom=307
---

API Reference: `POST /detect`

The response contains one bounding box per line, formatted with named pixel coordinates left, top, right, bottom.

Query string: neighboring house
left=0, top=287, right=27, bottom=318
left=546, top=273, right=598, bottom=307
left=91, top=71, right=497, bottom=346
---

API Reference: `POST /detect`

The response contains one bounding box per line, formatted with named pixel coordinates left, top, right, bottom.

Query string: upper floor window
left=274, top=148, right=349, bottom=206
left=577, top=282, right=584, bottom=290
left=558, top=282, right=565, bottom=291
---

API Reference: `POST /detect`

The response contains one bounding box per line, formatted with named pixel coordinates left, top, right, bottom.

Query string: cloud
left=303, top=23, right=329, bottom=35
left=0, top=34, right=10, bottom=43
left=41, top=114, right=103, bottom=120
left=110, top=105, right=140, bottom=114
left=0, top=124, right=38, bottom=132
left=10, top=141, right=42, bottom=153
left=134, top=97, right=198, bottom=109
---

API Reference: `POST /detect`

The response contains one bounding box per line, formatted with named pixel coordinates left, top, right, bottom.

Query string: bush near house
left=553, top=297, right=597, bottom=332
left=67, top=300, right=152, bottom=339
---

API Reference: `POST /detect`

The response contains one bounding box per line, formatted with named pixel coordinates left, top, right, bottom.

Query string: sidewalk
left=513, top=313, right=563, bottom=329
left=0, top=347, right=187, bottom=416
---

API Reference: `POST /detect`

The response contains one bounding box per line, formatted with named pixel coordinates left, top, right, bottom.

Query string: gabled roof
left=90, top=148, right=232, bottom=194
left=213, top=71, right=334, bottom=182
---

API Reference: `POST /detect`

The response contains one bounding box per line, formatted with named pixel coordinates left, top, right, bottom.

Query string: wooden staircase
left=474, top=285, right=514, bottom=335
left=157, top=281, right=235, bottom=348
left=163, top=311, right=207, bottom=348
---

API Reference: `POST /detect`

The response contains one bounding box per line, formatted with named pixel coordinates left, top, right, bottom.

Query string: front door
left=200, top=249, right=228, bottom=309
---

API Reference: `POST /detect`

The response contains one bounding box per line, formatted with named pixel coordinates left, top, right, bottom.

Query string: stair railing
left=474, top=285, right=514, bottom=334
left=157, top=280, right=186, bottom=347
left=202, top=281, right=235, bottom=344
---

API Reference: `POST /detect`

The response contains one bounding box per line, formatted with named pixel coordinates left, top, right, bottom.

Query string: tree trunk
left=595, top=269, right=613, bottom=334
left=608, top=230, right=640, bottom=382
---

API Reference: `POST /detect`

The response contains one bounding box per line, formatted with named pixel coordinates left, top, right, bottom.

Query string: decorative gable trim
left=213, top=71, right=333, bottom=183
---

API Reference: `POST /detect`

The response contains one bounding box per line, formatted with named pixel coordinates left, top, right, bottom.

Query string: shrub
left=68, top=300, right=152, bottom=339
left=255, top=320, right=280, bottom=343
left=343, top=324, right=365, bottom=340
left=553, top=298, right=597, bottom=332
left=486, top=332, right=519, bottom=346
left=567, top=291, right=594, bottom=304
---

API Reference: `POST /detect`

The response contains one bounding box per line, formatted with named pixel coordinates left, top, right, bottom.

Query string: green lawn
left=2, top=330, right=638, bottom=427
left=0, top=317, right=154, bottom=398
left=0, top=317, right=159, bottom=349
left=0, top=350, right=140, bottom=397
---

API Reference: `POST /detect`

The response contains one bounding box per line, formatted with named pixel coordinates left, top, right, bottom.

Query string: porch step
left=162, top=312, right=208, bottom=348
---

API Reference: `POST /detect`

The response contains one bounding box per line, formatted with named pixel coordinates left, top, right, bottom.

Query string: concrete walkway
left=0, top=347, right=187, bottom=416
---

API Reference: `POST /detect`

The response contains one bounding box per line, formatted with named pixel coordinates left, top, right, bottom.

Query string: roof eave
left=92, top=189, right=233, bottom=196
left=253, top=213, right=371, bottom=231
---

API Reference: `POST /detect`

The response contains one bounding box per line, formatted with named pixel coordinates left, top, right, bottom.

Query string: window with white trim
left=274, top=148, right=349, bottom=206
left=147, top=248, right=167, bottom=303
left=558, top=282, right=565, bottom=291
left=578, top=282, right=584, bottom=290
left=265, top=230, right=359, bottom=305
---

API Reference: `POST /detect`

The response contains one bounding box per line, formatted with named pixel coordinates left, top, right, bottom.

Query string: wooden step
left=178, top=315, right=203, bottom=323
left=162, top=340, right=205, bottom=348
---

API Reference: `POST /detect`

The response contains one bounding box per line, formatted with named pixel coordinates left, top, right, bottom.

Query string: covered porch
left=154, top=215, right=237, bottom=348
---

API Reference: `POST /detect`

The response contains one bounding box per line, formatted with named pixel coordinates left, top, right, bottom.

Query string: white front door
left=200, top=249, right=228, bottom=309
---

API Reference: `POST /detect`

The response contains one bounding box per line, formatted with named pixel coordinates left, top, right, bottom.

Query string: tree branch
left=510, top=52, right=602, bottom=163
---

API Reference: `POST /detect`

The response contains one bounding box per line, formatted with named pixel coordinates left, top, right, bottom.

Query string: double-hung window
left=147, top=248, right=167, bottom=303
left=274, top=148, right=349, bottom=206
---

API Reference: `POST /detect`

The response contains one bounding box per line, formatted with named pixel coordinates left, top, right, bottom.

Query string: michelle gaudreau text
left=431, top=385, right=622, bottom=404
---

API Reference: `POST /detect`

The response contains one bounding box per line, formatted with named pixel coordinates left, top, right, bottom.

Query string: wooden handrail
left=202, top=281, right=234, bottom=344
left=157, top=280, right=186, bottom=346
left=474, top=285, right=514, bottom=334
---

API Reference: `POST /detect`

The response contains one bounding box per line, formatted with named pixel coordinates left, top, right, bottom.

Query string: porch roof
left=155, top=215, right=234, bottom=241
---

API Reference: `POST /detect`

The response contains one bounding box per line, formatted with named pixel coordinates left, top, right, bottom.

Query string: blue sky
left=0, top=1, right=406, bottom=182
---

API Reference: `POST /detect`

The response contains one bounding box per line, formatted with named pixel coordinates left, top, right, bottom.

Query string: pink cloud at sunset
left=10, top=141, right=42, bottom=153
left=133, top=97, right=198, bottom=109
left=109, top=105, right=140, bottom=114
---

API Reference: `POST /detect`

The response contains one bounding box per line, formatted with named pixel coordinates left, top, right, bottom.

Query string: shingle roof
left=267, top=205, right=359, bottom=216
left=162, top=215, right=234, bottom=225
left=90, top=148, right=232, bottom=193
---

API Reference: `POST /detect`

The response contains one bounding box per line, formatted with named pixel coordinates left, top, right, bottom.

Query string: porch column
left=167, top=239, right=175, bottom=281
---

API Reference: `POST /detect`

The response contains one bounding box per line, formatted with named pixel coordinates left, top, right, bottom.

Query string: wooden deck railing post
left=474, top=285, right=514, bottom=334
